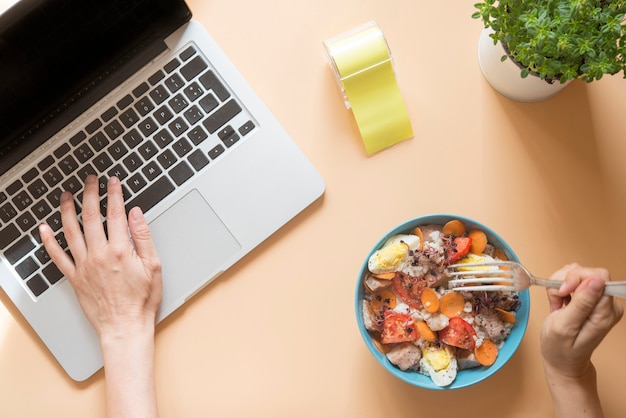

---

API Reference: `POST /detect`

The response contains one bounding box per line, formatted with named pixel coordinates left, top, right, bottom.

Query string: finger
left=39, top=223, right=76, bottom=279
left=559, top=276, right=605, bottom=331
left=104, top=176, right=130, bottom=243
left=128, top=207, right=160, bottom=265
left=58, top=190, right=87, bottom=261
left=80, top=175, right=106, bottom=248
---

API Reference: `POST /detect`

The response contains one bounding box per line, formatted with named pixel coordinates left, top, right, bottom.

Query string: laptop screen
left=0, top=0, right=191, bottom=176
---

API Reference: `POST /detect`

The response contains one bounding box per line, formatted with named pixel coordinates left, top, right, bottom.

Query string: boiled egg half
left=368, top=234, right=421, bottom=274
left=419, top=344, right=458, bottom=387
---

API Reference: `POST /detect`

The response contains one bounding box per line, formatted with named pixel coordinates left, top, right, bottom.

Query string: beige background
left=2, top=0, right=626, bottom=416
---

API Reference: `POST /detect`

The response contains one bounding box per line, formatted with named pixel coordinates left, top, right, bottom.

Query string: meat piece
left=420, top=224, right=443, bottom=242
left=456, top=349, right=481, bottom=370
left=364, top=274, right=392, bottom=292
left=386, top=343, right=421, bottom=371
left=426, top=312, right=449, bottom=331
left=362, top=301, right=379, bottom=333
left=474, top=311, right=511, bottom=343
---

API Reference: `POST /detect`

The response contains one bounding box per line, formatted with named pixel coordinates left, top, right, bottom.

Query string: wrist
left=543, top=362, right=603, bottom=418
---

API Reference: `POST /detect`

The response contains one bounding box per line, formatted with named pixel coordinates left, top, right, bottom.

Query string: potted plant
left=472, top=0, right=626, bottom=102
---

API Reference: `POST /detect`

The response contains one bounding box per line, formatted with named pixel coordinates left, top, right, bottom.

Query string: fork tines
left=446, top=261, right=516, bottom=292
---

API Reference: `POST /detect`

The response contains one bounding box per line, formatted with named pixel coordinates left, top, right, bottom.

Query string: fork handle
left=534, top=277, right=626, bottom=299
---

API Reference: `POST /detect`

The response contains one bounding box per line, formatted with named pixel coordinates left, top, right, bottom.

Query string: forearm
left=100, top=321, right=159, bottom=418
left=543, top=363, right=603, bottom=418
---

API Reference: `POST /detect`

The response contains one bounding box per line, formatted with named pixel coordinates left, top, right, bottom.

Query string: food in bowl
left=360, top=218, right=522, bottom=387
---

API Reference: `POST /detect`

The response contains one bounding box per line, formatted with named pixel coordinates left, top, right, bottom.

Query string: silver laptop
left=0, top=0, right=325, bottom=381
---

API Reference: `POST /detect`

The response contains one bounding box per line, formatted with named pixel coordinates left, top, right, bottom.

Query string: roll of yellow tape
left=324, top=22, right=413, bottom=155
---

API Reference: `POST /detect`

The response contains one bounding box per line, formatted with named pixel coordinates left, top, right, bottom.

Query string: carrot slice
left=439, top=292, right=465, bottom=317
left=369, top=289, right=397, bottom=316
left=495, top=307, right=516, bottom=324
left=415, top=320, right=437, bottom=342
left=420, top=287, right=440, bottom=313
left=412, top=227, right=424, bottom=249
left=442, top=219, right=466, bottom=237
left=468, top=230, right=488, bottom=254
left=371, top=272, right=396, bottom=280
left=475, top=338, right=498, bottom=366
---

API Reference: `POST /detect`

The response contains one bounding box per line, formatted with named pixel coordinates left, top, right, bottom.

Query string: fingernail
left=109, top=176, right=119, bottom=185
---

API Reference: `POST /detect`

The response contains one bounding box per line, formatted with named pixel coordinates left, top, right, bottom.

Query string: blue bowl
left=355, top=214, right=530, bottom=390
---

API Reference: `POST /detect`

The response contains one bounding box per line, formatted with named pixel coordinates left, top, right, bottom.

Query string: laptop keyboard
left=0, top=44, right=256, bottom=298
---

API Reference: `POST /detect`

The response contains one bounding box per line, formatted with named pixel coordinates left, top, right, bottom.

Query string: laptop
left=0, top=0, right=325, bottom=381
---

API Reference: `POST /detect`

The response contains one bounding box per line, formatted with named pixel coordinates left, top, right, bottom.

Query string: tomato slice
left=446, top=236, right=472, bottom=263
left=439, top=317, right=477, bottom=350
left=392, top=272, right=427, bottom=309
left=381, top=312, right=419, bottom=344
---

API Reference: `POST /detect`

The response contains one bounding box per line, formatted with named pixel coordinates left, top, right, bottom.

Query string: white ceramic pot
left=477, top=28, right=572, bottom=102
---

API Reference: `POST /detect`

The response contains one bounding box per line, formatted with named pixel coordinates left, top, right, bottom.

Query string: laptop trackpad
left=148, top=190, right=242, bottom=317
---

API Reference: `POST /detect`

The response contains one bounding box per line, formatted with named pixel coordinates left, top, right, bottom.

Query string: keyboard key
left=26, top=274, right=49, bottom=297
left=85, top=119, right=102, bottom=134
left=127, top=173, right=147, bottom=193
left=134, top=97, right=155, bottom=116
left=74, top=143, right=94, bottom=163
left=153, top=106, right=173, bottom=125
left=122, top=128, right=143, bottom=149
left=37, top=155, right=55, bottom=171
left=172, top=138, right=192, bottom=157
left=208, top=144, right=225, bottom=160
left=138, top=117, right=158, bottom=137
left=104, top=119, right=124, bottom=140
left=27, top=179, right=48, bottom=199
left=149, top=85, right=170, bottom=105
left=169, top=161, right=194, bottom=186
left=157, top=149, right=177, bottom=169
left=45, top=212, right=63, bottom=232
left=199, top=93, right=219, bottom=114
left=125, top=176, right=175, bottom=215
left=119, top=108, right=139, bottom=128
left=0, top=223, right=20, bottom=249
left=12, top=190, right=33, bottom=211
left=6, top=179, right=23, bottom=195
left=101, top=106, right=118, bottom=122
left=138, top=140, right=158, bottom=160
left=43, top=263, right=64, bottom=284
left=122, top=152, right=142, bottom=173
left=168, top=94, right=189, bottom=113
left=180, top=56, right=208, bottom=81
left=222, top=132, right=240, bottom=148
left=16, top=212, right=36, bottom=232
left=22, top=167, right=38, bottom=183
left=62, top=175, right=82, bottom=194
left=108, top=140, right=129, bottom=160
left=180, top=46, right=196, bottom=61
left=148, top=70, right=165, bottom=86
left=188, top=149, right=209, bottom=171
left=165, top=73, right=185, bottom=93
left=132, top=82, right=149, bottom=98
left=168, top=117, right=188, bottom=137
left=142, top=161, right=162, bottom=181
left=93, top=152, right=114, bottom=172
left=0, top=192, right=6, bottom=204
left=53, top=143, right=71, bottom=159
left=0, top=202, right=18, bottom=222
left=43, top=167, right=63, bottom=187
left=183, top=82, right=203, bottom=102
left=108, top=164, right=129, bottom=180
left=32, top=200, right=52, bottom=220
left=202, top=99, right=243, bottom=134
left=34, top=246, right=51, bottom=264
left=183, top=105, right=203, bottom=125
left=15, top=257, right=37, bottom=279
left=117, top=94, right=134, bottom=110
left=69, top=131, right=87, bottom=146
left=164, top=58, right=181, bottom=73
left=153, top=129, right=173, bottom=149
left=89, top=132, right=109, bottom=152
left=46, top=189, right=63, bottom=209
left=188, top=126, right=208, bottom=145
left=58, top=155, right=79, bottom=175
left=238, top=121, right=256, bottom=136
left=5, top=235, right=35, bottom=264
left=77, top=164, right=97, bottom=181
left=198, top=70, right=231, bottom=101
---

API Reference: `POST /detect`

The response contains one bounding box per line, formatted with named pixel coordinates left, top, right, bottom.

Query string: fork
left=446, top=260, right=626, bottom=298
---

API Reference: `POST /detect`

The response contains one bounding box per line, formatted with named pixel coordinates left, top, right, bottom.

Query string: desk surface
left=2, top=1, right=626, bottom=416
